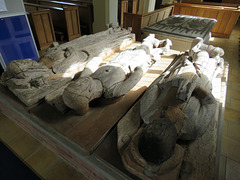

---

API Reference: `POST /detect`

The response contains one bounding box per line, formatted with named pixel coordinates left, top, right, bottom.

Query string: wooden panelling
left=173, top=3, right=240, bottom=38
left=120, top=0, right=129, bottom=26
left=37, top=0, right=93, bottom=34
left=64, top=7, right=81, bottom=40
left=123, top=5, right=174, bottom=41
left=222, top=0, right=240, bottom=4
left=132, top=0, right=139, bottom=13
left=24, top=2, right=81, bottom=41
left=182, top=0, right=203, bottom=2
left=124, top=13, right=142, bottom=38
left=29, top=10, right=56, bottom=50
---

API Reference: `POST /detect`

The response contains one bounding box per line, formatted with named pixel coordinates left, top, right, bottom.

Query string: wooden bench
left=37, top=0, right=93, bottom=34
left=24, top=2, right=81, bottom=41
left=123, top=5, right=174, bottom=41
left=172, top=3, right=240, bottom=38
left=118, top=0, right=129, bottom=27
left=118, top=0, right=142, bottom=27
left=57, top=0, right=92, bottom=5
left=27, top=9, right=56, bottom=50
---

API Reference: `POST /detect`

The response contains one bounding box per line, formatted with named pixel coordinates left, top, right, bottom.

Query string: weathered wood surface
left=62, top=35, right=172, bottom=115
left=0, top=46, right=228, bottom=179
left=0, top=42, right=175, bottom=155
left=94, top=58, right=228, bottom=180
left=0, top=86, right=130, bottom=180
left=115, top=39, right=226, bottom=179
left=1, top=27, right=135, bottom=107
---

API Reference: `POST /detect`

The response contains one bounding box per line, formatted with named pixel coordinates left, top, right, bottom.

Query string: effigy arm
left=105, top=66, right=144, bottom=98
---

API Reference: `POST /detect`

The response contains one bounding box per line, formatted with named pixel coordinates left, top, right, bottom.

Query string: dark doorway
left=0, top=65, right=4, bottom=76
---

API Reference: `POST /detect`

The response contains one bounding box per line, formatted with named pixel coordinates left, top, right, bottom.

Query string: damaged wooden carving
left=117, top=37, right=224, bottom=179
left=0, top=27, right=135, bottom=107
left=62, top=34, right=172, bottom=115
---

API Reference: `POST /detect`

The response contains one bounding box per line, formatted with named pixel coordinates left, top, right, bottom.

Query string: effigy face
left=117, top=37, right=224, bottom=179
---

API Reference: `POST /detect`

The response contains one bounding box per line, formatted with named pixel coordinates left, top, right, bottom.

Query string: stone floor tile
left=228, top=74, right=240, bottom=84
left=7, top=133, right=43, bottom=160
left=218, top=155, right=227, bottom=180
left=0, top=113, right=19, bottom=134
left=230, top=98, right=240, bottom=111
left=25, top=147, right=62, bottom=179
left=222, top=120, right=228, bottom=136
left=46, top=162, right=88, bottom=180
left=0, top=119, right=26, bottom=144
left=224, top=107, right=240, bottom=123
left=227, top=122, right=240, bottom=141
left=226, top=88, right=240, bottom=100
left=226, top=158, right=240, bottom=180
left=225, top=98, right=231, bottom=108
left=221, top=136, right=240, bottom=163
left=227, top=81, right=240, bottom=92
left=231, top=67, right=240, bottom=75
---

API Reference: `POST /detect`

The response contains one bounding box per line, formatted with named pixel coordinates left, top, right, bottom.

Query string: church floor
left=0, top=21, right=240, bottom=179
left=213, top=20, right=240, bottom=180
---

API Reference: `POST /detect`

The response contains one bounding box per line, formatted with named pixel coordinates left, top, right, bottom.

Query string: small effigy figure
left=62, top=34, right=172, bottom=115
left=0, top=27, right=136, bottom=107
left=117, top=37, right=224, bottom=179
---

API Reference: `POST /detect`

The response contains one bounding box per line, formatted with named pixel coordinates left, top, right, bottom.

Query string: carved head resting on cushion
left=62, top=34, right=172, bottom=115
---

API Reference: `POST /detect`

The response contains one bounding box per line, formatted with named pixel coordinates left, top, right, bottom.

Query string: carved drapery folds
left=1, top=27, right=135, bottom=107
left=62, top=34, right=172, bottom=115
left=117, top=37, right=224, bottom=179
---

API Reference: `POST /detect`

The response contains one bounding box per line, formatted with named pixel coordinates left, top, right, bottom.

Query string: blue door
left=0, top=14, right=39, bottom=68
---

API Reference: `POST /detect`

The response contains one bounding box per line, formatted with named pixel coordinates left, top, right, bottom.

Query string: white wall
left=0, top=0, right=26, bottom=18
left=93, top=0, right=118, bottom=33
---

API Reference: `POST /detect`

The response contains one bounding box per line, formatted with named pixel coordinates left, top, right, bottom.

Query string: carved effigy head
left=121, top=117, right=184, bottom=179
left=1, top=59, right=51, bottom=89
left=62, top=76, right=103, bottom=115
left=138, top=118, right=177, bottom=165
left=62, top=65, right=128, bottom=115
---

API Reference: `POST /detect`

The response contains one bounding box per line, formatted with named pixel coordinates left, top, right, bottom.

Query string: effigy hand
left=172, top=75, right=200, bottom=102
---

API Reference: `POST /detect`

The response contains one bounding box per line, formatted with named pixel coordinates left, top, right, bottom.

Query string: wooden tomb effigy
left=0, top=28, right=228, bottom=179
